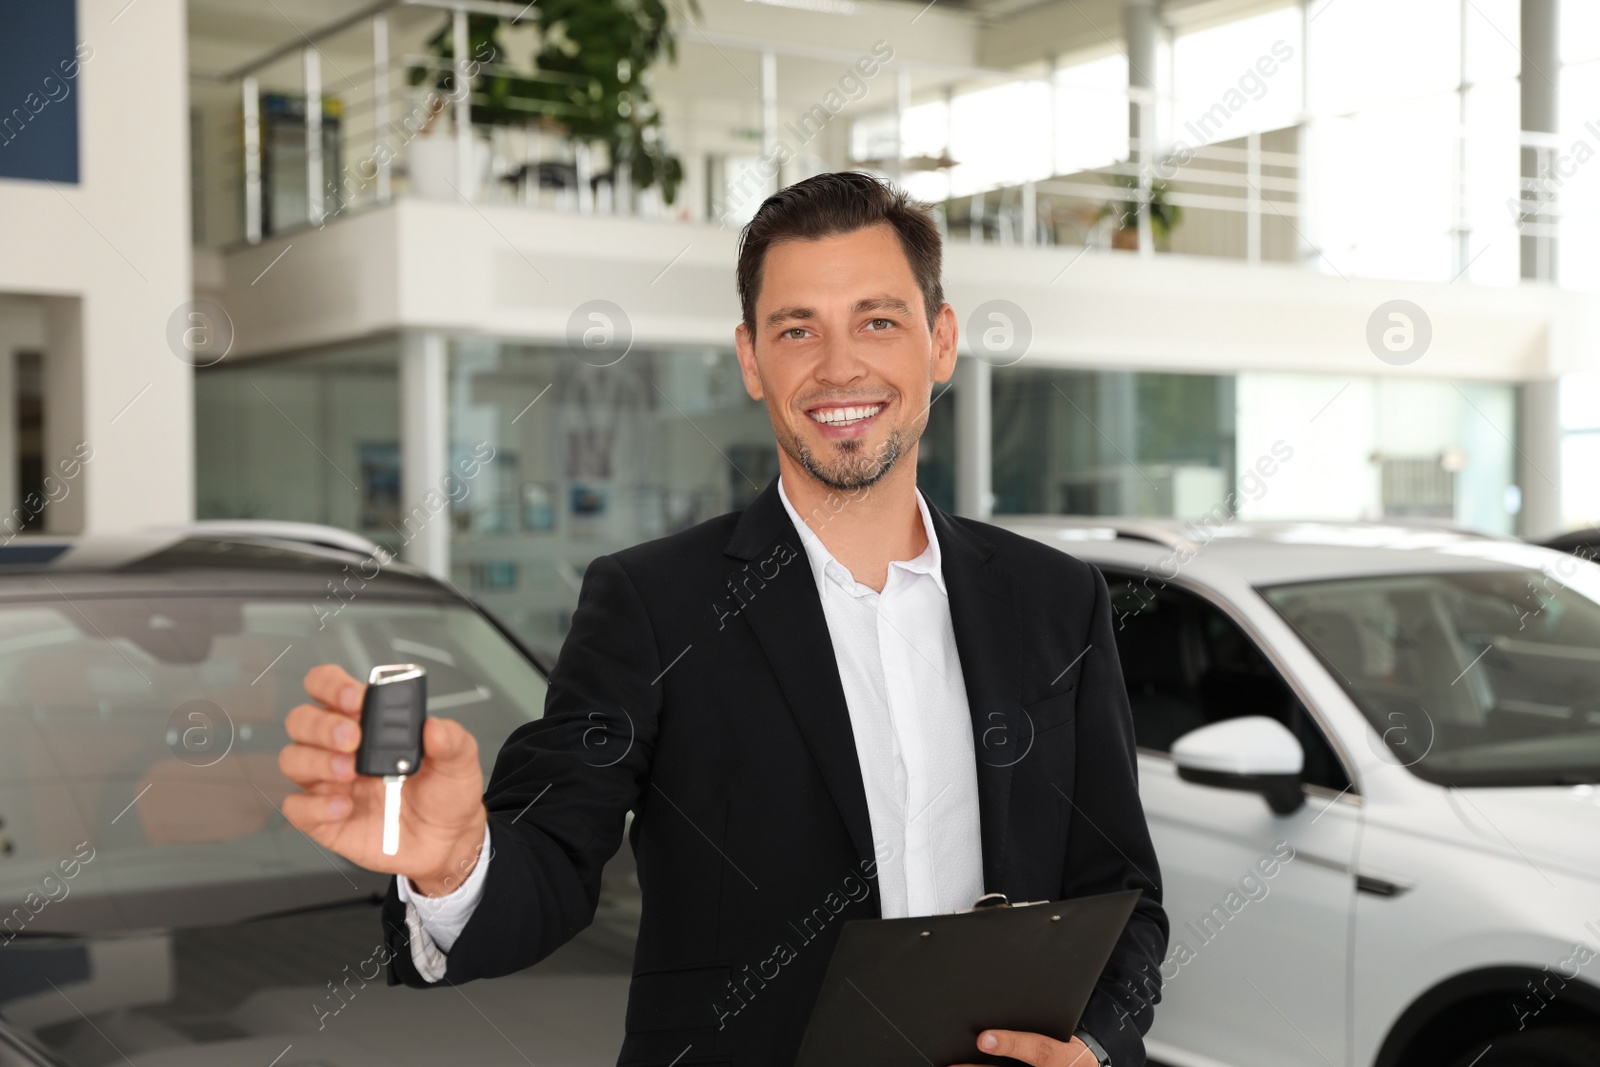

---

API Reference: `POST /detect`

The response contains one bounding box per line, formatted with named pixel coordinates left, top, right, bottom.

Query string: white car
left=999, top=517, right=1600, bottom=1067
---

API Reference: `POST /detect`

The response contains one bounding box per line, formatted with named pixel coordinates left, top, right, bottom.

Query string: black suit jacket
left=383, top=477, right=1168, bottom=1066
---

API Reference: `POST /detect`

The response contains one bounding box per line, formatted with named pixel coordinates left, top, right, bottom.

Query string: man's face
left=734, top=224, right=958, bottom=492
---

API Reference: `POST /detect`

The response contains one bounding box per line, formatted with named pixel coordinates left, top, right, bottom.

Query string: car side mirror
left=1171, top=716, right=1306, bottom=815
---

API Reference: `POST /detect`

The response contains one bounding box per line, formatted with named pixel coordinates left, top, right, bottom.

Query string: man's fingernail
left=333, top=755, right=352, bottom=777
left=341, top=687, right=361, bottom=712
left=335, top=723, right=356, bottom=747
left=330, top=796, right=351, bottom=817
left=980, top=1033, right=997, bottom=1051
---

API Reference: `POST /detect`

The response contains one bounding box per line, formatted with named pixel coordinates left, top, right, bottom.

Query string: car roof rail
left=167, top=520, right=388, bottom=558
left=999, top=515, right=1195, bottom=551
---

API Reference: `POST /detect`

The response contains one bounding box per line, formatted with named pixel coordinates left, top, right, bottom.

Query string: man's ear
left=931, top=302, right=959, bottom=384
left=734, top=322, right=765, bottom=401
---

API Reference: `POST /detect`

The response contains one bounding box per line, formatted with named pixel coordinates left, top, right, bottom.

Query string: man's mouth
left=807, top=403, right=884, bottom=427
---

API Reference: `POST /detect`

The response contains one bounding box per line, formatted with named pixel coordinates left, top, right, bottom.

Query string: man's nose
left=814, top=334, right=867, bottom=387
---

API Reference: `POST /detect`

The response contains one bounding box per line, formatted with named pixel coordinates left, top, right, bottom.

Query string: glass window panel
left=1556, top=62, right=1600, bottom=291
left=1561, top=431, right=1600, bottom=528
left=1173, top=5, right=1305, bottom=147
left=1561, top=371, right=1600, bottom=430
left=1308, top=0, right=1460, bottom=118
left=448, top=342, right=766, bottom=659
left=1458, top=77, right=1521, bottom=286
left=1053, top=52, right=1129, bottom=176
left=1562, top=0, right=1600, bottom=65
left=945, top=80, right=1054, bottom=197
left=918, top=381, right=958, bottom=514
left=446, top=341, right=953, bottom=660
left=194, top=338, right=401, bottom=551
left=1234, top=373, right=1518, bottom=532
left=992, top=368, right=1234, bottom=518
left=1465, top=0, right=1520, bottom=83
left=1308, top=92, right=1462, bottom=281
left=1236, top=373, right=1378, bottom=520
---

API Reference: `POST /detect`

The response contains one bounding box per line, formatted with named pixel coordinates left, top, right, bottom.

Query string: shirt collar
left=775, top=474, right=947, bottom=600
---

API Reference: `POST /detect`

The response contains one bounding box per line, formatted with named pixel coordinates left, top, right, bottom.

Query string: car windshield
left=0, top=593, right=547, bottom=936
left=1262, top=565, right=1600, bottom=786
left=0, top=590, right=644, bottom=1067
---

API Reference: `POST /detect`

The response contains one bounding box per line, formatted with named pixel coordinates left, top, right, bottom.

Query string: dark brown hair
left=735, top=171, right=944, bottom=339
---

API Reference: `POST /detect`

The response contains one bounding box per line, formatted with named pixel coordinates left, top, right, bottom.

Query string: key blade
left=382, top=775, right=404, bottom=856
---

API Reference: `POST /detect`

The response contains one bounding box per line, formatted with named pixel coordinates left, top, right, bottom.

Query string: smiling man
left=279, top=171, right=1169, bottom=1066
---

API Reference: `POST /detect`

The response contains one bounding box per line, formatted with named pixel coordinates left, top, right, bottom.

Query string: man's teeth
left=809, top=404, right=883, bottom=425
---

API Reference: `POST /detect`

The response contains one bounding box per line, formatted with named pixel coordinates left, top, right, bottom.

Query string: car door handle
left=1355, top=871, right=1413, bottom=897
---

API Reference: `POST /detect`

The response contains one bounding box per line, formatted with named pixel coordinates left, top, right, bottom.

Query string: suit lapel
left=726, top=479, right=878, bottom=872
left=929, top=504, right=1023, bottom=896
left=725, top=480, right=1023, bottom=899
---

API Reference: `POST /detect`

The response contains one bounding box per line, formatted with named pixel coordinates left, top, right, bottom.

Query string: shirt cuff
left=394, top=820, right=492, bottom=980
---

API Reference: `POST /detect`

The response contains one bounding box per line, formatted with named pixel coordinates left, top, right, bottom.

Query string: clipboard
left=794, top=887, right=1142, bottom=1067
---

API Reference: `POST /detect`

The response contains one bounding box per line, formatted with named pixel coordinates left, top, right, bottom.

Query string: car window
left=0, top=594, right=548, bottom=936
left=1263, top=568, right=1600, bottom=786
left=1104, top=571, right=1350, bottom=792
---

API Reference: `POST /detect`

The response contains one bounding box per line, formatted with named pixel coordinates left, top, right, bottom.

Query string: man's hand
left=278, top=664, right=489, bottom=897
left=948, top=1030, right=1098, bottom=1067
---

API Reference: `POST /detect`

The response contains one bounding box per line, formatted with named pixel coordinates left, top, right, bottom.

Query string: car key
left=356, top=664, right=427, bottom=856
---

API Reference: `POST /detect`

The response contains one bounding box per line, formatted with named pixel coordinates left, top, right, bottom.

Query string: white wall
left=215, top=197, right=1592, bottom=385
left=0, top=0, right=193, bottom=533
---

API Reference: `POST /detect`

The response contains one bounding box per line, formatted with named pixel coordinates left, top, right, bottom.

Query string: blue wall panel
left=0, top=1, right=83, bottom=183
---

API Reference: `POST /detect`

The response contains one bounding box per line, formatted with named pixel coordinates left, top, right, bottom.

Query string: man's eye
left=865, top=318, right=894, bottom=331
left=782, top=327, right=808, bottom=340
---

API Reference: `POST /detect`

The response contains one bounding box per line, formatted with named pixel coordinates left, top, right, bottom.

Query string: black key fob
left=356, top=664, right=427, bottom=777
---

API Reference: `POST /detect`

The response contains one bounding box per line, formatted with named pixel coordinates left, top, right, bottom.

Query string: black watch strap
left=1073, top=1027, right=1112, bottom=1066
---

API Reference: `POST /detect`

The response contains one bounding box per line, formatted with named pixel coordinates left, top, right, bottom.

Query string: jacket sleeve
left=384, top=552, right=662, bottom=986
left=1061, top=564, right=1170, bottom=1066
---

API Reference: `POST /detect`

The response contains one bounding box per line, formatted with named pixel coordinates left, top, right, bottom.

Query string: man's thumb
left=421, top=717, right=479, bottom=773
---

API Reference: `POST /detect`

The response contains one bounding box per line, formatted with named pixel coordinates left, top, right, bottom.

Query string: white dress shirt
left=775, top=477, right=984, bottom=918
left=395, top=476, right=985, bottom=979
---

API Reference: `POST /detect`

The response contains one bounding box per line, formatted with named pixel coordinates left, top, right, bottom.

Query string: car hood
left=1445, top=785, right=1600, bottom=884
left=0, top=902, right=635, bottom=1067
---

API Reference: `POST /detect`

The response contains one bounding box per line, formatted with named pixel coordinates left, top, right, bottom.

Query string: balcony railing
left=189, top=0, right=1567, bottom=287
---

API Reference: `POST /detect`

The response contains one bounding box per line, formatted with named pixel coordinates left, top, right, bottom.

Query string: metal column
left=1124, top=0, right=1163, bottom=257
left=453, top=9, right=473, bottom=200
left=374, top=15, right=391, bottom=204
left=400, top=331, right=451, bottom=578
left=895, top=68, right=911, bottom=183
left=761, top=50, right=778, bottom=159
left=243, top=76, right=261, bottom=243
left=1518, top=2, right=1563, bottom=536
left=1518, top=380, right=1563, bottom=540
left=304, top=47, right=323, bottom=226
left=954, top=356, right=992, bottom=519
left=1520, top=0, right=1559, bottom=282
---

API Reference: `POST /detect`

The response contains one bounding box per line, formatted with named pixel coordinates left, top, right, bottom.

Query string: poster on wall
left=570, top=484, right=608, bottom=516
left=358, top=442, right=401, bottom=533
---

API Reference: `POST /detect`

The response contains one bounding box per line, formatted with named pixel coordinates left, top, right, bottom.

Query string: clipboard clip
left=960, top=892, right=1050, bottom=912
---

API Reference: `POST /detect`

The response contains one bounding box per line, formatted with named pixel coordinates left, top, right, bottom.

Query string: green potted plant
left=1098, top=171, right=1182, bottom=251
left=410, top=0, right=694, bottom=205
